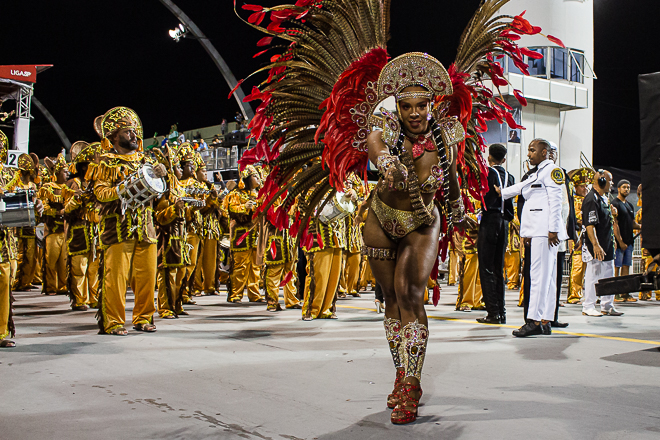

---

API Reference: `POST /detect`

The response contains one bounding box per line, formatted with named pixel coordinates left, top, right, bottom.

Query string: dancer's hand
left=383, top=159, right=408, bottom=192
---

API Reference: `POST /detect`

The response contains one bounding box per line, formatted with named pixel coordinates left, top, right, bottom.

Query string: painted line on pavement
left=336, top=304, right=660, bottom=346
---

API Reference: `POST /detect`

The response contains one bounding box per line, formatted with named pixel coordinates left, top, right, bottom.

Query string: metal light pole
left=159, top=0, right=254, bottom=121
left=32, top=96, right=72, bottom=151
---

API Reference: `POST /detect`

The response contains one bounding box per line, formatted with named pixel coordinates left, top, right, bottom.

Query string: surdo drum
left=0, top=190, right=36, bottom=228
left=117, top=163, right=166, bottom=213
left=319, top=192, right=356, bottom=224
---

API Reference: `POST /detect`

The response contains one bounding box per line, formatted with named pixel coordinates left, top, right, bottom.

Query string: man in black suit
left=477, top=144, right=516, bottom=324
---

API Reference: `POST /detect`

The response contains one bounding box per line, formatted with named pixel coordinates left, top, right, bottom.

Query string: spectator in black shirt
left=611, top=179, right=642, bottom=302
left=476, top=144, right=515, bottom=324
left=581, top=170, right=623, bottom=317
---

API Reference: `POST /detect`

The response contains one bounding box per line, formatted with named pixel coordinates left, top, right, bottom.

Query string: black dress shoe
left=476, top=315, right=501, bottom=324
left=512, top=322, right=542, bottom=337
left=550, top=321, right=569, bottom=328
left=499, top=314, right=506, bottom=324
left=541, top=323, right=552, bottom=335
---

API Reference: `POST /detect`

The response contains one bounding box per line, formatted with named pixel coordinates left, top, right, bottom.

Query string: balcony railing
left=498, top=46, right=593, bottom=84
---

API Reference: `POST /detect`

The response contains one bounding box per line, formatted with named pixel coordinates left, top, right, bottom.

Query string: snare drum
left=117, top=163, right=166, bottom=213
left=0, top=190, right=36, bottom=228
left=319, top=192, right=356, bottom=224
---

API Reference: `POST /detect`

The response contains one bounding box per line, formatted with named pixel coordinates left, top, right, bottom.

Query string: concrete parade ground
left=2, top=285, right=660, bottom=440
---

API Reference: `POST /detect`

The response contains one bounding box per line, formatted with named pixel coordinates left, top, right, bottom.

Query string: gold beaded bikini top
left=420, top=163, right=443, bottom=193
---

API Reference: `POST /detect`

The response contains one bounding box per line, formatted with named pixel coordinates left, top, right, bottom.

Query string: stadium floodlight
left=168, top=23, right=187, bottom=42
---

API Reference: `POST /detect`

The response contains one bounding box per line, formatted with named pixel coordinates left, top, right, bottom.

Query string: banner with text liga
left=0, top=65, right=40, bottom=83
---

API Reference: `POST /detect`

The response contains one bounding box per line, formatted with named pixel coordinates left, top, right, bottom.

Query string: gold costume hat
left=0, top=129, right=7, bottom=164
left=177, top=142, right=196, bottom=165
left=93, top=115, right=104, bottom=140
left=45, top=154, right=68, bottom=176
left=70, top=141, right=101, bottom=174
left=241, top=164, right=259, bottom=179
left=193, top=150, right=206, bottom=171
left=377, top=52, right=453, bottom=102
left=99, top=106, right=143, bottom=151
left=17, top=153, right=37, bottom=176
left=568, top=167, right=595, bottom=187
left=70, top=141, right=89, bottom=163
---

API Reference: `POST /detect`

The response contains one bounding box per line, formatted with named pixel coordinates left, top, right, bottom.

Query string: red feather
left=236, top=229, right=250, bottom=246
left=228, top=79, right=244, bottom=99
left=270, top=240, right=278, bottom=260
left=316, top=47, right=389, bottom=190
left=279, top=271, right=294, bottom=287
left=547, top=35, right=566, bottom=48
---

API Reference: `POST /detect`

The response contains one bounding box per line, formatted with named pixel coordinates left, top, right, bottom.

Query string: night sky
left=2, top=0, right=658, bottom=171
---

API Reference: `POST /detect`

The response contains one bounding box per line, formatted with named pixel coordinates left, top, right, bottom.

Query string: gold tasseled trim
left=86, top=160, right=126, bottom=183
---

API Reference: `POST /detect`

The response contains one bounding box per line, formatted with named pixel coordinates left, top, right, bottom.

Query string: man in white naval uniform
left=498, top=139, right=568, bottom=337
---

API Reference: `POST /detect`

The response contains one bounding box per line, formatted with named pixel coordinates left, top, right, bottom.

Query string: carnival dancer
left=223, top=165, right=264, bottom=303
left=457, top=198, right=485, bottom=312
left=263, top=194, right=299, bottom=311
left=301, top=189, right=351, bottom=320
left=339, top=175, right=365, bottom=298
left=0, top=131, right=19, bottom=347
left=177, top=144, right=206, bottom=304
left=192, top=152, right=223, bottom=296
left=39, top=155, right=70, bottom=297
left=64, top=142, right=102, bottom=310
left=566, top=168, right=593, bottom=304
left=89, top=107, right=167, bottom=335
left=153, top=146, right=188, bottom=318
left=12, top=154, right=40, bottom=291
left=233, top=0, right=553, bottom=424
left=504, top=198, right=521, bottom=290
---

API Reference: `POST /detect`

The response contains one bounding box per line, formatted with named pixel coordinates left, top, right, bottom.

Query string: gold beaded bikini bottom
left=371, top=191, right=435, bottom=241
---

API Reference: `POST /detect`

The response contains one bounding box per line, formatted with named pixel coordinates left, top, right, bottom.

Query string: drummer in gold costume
left=153, top=146, right=189, bottom=318
left=263, top=195, right=301, bottom=311
left=176, top=144, right=206, bottom=304
left=12, top=154, right=40, bottom=291
left=302, top=188, right=355, bottom=320
left=504, top=197, right=521, bottom=290
left=89, top=106, right=166, bottom=335
left=38, top=155, right=70, bottom=296
left=192, top=152, right=224, bottom=296
left=0, top=131, right=19, bottom=347
left=566, top=168, right=593, bottom=304
left=634, top=185, right=659, bottom=300
left=224, top=165, right=264, bottom=303
left=456, top=199, right=485, bottom=312
left=64, top=142, right=102, bottom=310
left=338, top=175, right=364, bottom=298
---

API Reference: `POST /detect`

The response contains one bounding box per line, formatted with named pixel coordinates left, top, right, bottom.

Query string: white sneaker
left=582, top=309, right=602, bottom=317
left=601, top=308, right=624, bottom=316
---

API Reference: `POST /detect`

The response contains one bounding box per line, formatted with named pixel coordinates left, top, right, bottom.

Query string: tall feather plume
left=439, top=0, right=565, bottom=202
left=233, top=0, right=390, bottom=244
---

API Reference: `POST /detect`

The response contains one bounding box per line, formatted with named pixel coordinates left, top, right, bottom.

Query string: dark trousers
left=554, top=251, right=565, bottom=322
left=374, top=283, right=384, bottom=303
left=296, top=247, right=307, bottom=301
left=477, top=213, right=508, bottom=318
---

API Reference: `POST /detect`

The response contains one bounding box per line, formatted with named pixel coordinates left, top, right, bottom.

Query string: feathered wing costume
left=232, top=0, right=562, bottom=293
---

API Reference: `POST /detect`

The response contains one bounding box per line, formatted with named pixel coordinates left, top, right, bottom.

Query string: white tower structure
left=483, top=0, right=595, bottom=181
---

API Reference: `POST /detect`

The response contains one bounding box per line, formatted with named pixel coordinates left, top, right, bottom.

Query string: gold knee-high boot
left=384, top=317, right=404, bottom=409
left=392, top=320, right=429, bottom=425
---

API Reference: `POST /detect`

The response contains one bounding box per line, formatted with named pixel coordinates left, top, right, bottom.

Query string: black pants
left=477, top=213, right=508, bottom=318
left=374, top=283, right=384, bottom=303
left=296, top=247, right=307, bottom=301
left=554, top=251, right=565, bottom=322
